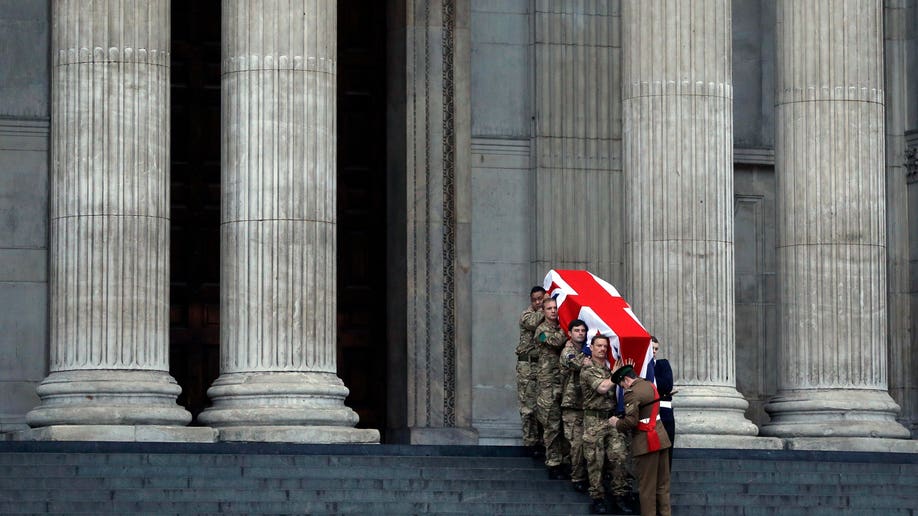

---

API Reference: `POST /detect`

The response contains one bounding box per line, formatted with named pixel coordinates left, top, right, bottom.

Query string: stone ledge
left=676, top=434, right=784, bottom=450
left=12, top=425, right=217, bottom=443
left=784, top=437, right=918, bottom=453
left=217, top=426, right=380, bottom=444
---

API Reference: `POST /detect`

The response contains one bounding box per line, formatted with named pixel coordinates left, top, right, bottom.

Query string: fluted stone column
left=531, top=0, right=622, bottom=283
left=26, top=0, right=196, bottom=438
left=762, top=0, right=910, bottom=441
left=198, top=0, right=378, bottom=443
left=622, top=0, right=762, bottom=444
left=884, top=0, right=916, bottom=436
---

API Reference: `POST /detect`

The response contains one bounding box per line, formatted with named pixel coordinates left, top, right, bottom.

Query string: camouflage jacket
left=517, top=306, right=544, bottom=357
left=534, top=319, right=565, bottom=374
left=559, top=339, right=586, bottom=409
left=580, top=361, right=616, bottom=412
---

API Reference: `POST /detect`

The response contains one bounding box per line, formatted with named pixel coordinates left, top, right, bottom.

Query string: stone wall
left=0, top=0, right=49, bottom=433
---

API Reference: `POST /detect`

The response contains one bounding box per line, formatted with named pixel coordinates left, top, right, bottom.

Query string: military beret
left=610, top=364, right=634, bottom=384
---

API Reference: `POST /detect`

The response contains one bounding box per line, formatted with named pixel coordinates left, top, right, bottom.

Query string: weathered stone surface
left=14, top=425, right=216, bottom=443
left=676, top=434, right=783, bottom=450
left=530, top=0, right=623, bottom=284
left=621, top=0, right=758, bottom=438
left=199, top=0, right=375, bottom=443
left=763, top=0, right=909, bottom=440
left=26, top=0, right=191, bottom=430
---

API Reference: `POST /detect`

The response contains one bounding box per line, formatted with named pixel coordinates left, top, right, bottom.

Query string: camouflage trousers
left=562, top=408, right=586, bottom=482
left=536, top=370, right=564, bottom=467
left=516, top=359, right=542, bottom=447
left=582, top=414, right=629, bottom=499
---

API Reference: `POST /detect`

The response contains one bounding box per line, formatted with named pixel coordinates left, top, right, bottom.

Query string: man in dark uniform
left=610, top=363, right=672, bottom=516
left=651, top=336, right=675, bottom=470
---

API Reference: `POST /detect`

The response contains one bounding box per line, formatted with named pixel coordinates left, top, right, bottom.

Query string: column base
left=674, top=385, right=760, bottom=437
left=26, top=370, right=191, bottom=427
left=11, top=425, right=216, bottom=442
left=217, top=425, right=379, bottom=444
left=761, top=389, right=911, bottom=438
left=675, top=434, right=783, bottom=450
left=198, top=372, right=377, bottom=444
left=783, top=437, right=918, bottom=453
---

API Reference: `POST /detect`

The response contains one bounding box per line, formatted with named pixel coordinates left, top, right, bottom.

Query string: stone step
left=0, top=487, right=588, bottom=504
left=0, top=452, right=541, bottom=469
left=0, top=475, right=575, bottom=492
left=0, top=500, right=595, bottom=515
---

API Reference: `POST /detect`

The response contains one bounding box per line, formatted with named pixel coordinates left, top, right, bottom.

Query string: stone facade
left=0, top=0, right=916, bottom=446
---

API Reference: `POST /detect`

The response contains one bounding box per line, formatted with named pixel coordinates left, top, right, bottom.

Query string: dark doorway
left=169, top=2, right=389, bottom=432
left=169, top=1, right=222, bottom=421
left=336, top=0, right=389, bottom=436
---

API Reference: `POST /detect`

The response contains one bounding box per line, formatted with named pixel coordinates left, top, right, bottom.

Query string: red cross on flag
left=543, top=269, right=654, bottom=380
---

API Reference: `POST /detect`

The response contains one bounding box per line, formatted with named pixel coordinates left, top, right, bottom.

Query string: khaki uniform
left=516, top=306, right=544, bottom=447
left=535, top=319, right=566, bottom=467
left=580, top=362, right=629, bottom=500
left=559, top=339, right=587, bottom=483
left=615, top=377, right=672, bottom=516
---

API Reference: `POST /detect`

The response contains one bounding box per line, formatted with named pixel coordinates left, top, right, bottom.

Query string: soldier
left=534, top=296, right=567, bottom=479
left=610, top=363, right=672, bottom=516
left=580, top=334, right=633, bottom=515
left=560, top=319, right=590, bottom=492
left=651, top=336, right=675, bottom=471
left=517, top=286, right=546, bottom=456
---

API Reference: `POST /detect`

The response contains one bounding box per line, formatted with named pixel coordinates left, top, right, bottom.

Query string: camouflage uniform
left=580, top=361, right=629, bottom=500
left=517, top=306, right=544, bottom=447
left=535, top=319, right=566, bottom=467
left=559, top=339, right=587, bottom=483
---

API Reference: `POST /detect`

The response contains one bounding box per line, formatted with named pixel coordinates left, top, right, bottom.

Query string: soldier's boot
left=548, top=465, right=569, bottom=480
left=531, top=444, right=545, bottom=460
left=571, top=480, right=589, bottom=493
left=590, top=498, right=609, bottom=515
left=611, top=495, right=636, bottom=515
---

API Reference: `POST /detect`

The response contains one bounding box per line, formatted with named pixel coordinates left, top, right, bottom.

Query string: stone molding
left=394, top=0, right=475, bottom=443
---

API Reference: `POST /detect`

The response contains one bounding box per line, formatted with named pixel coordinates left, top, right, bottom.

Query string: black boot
left=590, top=498, right=609, bottom=515
left=571, top=479, right=589, bottom=493
left=531, top=445, right=545, bottom=460
left=548, top=465, right=569, bottom=480
left=612, top=495, right=636, bottom=515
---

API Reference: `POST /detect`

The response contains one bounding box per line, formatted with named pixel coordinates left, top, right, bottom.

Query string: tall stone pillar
left=531, top=0, right=622, bottom=284
left=621, top=0, right=761, bottom=444
left=26, top=0, right=195, bottom=436
left=386, top=0, right=477, bottom=445
left=884, top=0, right=916, bottom=436
left=198, top=0, right=378, bottom=443
left=763, top=0, right=910, bottom=440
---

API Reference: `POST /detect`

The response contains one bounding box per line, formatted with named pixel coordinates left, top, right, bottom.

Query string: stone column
left=885, top=0, right=916, bottom=436
left=386, top=0, right=477, bottom=445
left=198, top=0, right=377, bottom=443
left=26, top=0, right=196, bottom=437
left=531, top=0, right=622, bottom=284
left=763, top=0, right=910, bottom=440
left=621, top=0, right=761, bottom=444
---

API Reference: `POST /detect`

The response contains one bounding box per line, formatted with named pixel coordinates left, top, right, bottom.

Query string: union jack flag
left=543, top=269, right=654, bottom=383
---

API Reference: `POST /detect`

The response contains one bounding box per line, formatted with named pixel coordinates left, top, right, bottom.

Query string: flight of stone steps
left=0, top=442, right=915, bottom=515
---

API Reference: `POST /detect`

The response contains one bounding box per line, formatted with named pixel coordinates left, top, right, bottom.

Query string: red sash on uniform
left=637, top=383, right=662, bottom=452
